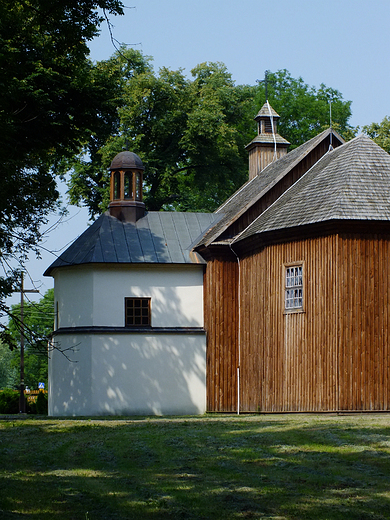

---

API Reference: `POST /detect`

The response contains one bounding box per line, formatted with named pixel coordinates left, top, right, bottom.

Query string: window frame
left=283, top=262, right=305, bottom=314
left=125, top=297, right=152, bottom=328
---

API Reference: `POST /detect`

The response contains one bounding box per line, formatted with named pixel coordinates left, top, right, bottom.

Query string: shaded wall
left=49, top=333, right=206, bottom=416
left=49, top=263, right=206, bottom=416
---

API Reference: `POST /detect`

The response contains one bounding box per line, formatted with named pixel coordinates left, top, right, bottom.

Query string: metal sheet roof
left=44, top=211, right=221, bottom=275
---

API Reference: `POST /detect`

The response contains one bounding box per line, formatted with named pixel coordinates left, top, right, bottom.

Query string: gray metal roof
left=194, top=128, right=343, bottom=248
left=44, top=211, right=221, bottom=275
left=235, top=135, right=390, bottom=242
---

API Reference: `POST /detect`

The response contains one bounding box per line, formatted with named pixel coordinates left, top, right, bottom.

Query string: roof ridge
left=194, top=128, right=343, bottom=248
left=234, top=135, right=390, bottom=242
left=232, top=146, right=336, bottom=243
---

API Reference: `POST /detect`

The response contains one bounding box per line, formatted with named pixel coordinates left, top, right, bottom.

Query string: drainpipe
left=229, top=242, right=241, bottom=415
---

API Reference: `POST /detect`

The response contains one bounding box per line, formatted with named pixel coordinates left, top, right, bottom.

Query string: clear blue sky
left=6, top=0, right=390, bottom=307
left=90, top=0, right=390, bottom=128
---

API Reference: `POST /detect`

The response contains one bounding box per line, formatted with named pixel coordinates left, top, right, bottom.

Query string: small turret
left=108, top=151, right=145, bottom=223
left=245, top=102, right=290, bottom=180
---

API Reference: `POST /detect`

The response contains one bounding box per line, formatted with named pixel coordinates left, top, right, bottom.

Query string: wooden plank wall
left=239, top=235, right=339, bottom=412
left=338, top=233, right=390, bottom=410
left=204, top=256, right=239, bottom=412
left=248, top=145, right=287, bottom=180
left=238, top=233, right=390, bottom=412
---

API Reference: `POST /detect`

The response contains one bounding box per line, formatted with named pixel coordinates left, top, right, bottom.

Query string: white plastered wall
left=54, top=264, right=204, bottom=328
left=49, top=332, right=206, bottom=416
left=49, top=264, right=206, bottom=416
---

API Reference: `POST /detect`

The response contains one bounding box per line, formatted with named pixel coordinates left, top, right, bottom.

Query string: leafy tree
left=255, top=70, right=354, bottom=148
left=66, top=48, right=154, bottom=216
left=67, top=63, right=354, bottom=215
left=0, top=343, right=18, bottom=390
left=363, top=116, right=390, bottom=153
left=0, top=0, right=124, bottom=306
left=69, top=56, right=256, bottom=214
left=6, top=289, right=55, bottom=389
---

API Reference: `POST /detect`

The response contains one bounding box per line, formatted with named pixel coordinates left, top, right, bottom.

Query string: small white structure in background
left=45, top=151, right=219, bottom=416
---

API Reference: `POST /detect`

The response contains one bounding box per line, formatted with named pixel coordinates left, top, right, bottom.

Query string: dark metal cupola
left=108, top=151, right=145, bottom=222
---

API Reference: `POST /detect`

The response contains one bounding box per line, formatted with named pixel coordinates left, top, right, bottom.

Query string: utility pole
left=16, top=273, right=39, bottom=413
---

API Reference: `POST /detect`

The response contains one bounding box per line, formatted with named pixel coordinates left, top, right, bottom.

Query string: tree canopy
left=363, top=116, right=390, bottom=154
left=67, top=59, right=354, bottom=216
left=1, top=289, right=54, bottom=389
left=0, top=0, right=124, bottom=303
left=68, top=53, right=256, bottom=214
left=255, top=70, right=354, bottom=148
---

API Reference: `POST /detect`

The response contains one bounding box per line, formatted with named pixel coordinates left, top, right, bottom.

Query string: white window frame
left=284, top=263, right=304, bottom=312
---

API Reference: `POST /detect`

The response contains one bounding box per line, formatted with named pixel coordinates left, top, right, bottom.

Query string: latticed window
left=285, top=265, right=303, bottom=310
left=125, top=297, right=151, bottom=327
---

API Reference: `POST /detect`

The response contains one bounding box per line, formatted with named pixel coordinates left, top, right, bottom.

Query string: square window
left=125, top=297, right=151, bottom=327
left=285, top=265, right=303, bottom=310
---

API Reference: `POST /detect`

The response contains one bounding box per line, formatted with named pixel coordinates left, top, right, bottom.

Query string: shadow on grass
left=1, top=415, right=390, bottom=519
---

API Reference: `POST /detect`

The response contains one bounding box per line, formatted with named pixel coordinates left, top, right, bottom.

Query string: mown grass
left=1, top=414, right=390, bottom=519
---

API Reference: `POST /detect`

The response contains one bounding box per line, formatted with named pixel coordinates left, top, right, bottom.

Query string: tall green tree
left=66, top=48, right=153, bottom=216
left=69, top=56, right=256, bottom=214
left=0, top=342, right=18, bottom=390
left=6, top=289, right=55, bottom=389
left=255, top=70, right=354, bottom=148
left=0, top=0, right=124, bottom=308
left=363, top=116, right=390, bottom=154
left=67, top=63, right=354, bottom=216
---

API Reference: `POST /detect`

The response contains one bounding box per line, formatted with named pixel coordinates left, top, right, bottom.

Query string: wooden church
left=195, top=103, right=390, bottom=413
left=46, top=101, right=390, bottom=415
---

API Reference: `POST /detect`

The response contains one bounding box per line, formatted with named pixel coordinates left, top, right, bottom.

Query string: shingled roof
left=194, top=128, right=343, bottom=248
left=45, top=211, right=221, bottom=275
left=235, top=135, right=390, bottom=243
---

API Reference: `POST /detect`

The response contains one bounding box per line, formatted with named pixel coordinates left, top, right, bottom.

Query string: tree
left=0, top=0, right=124, bottom=305
left=363, top=116, right=390, bottom=154
left=255, top=70, right=354, bottom=148
left=0, top=343, right=18, bottom=390
left=69, top=56, right=256, bottom=214
left=67, top=63, right=354, bottom=216
left=66, top=48, right=154, bottom=216
left=6, top=289, right=55, bottom=389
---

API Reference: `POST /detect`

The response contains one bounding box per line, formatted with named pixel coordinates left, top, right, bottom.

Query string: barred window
left=125, top=297, right=151, bottom=327
left=285, top=265, right=303, bottom=310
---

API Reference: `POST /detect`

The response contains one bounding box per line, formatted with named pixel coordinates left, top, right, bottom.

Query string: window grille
left=285, top=265, right=303, bottom=310
left=125, top=297, right=151, bottom=327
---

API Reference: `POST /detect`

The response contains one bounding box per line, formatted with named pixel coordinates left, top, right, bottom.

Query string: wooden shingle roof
left=195, top=128, right=343, bottom=248
left=235, top=135, right=390, bottom=243
left=44, top=211, right=221, bottom=275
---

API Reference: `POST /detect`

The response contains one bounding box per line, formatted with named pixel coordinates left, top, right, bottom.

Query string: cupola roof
left=110, top=151, right=144, bottom=171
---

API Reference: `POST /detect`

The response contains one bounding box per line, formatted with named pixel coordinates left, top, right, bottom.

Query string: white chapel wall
left=49, top=263, right=206, bottom=416
left=91, top=264, right=204, bottom=328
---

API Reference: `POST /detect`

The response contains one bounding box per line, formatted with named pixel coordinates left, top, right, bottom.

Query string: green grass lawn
left=1, top=414, right=390, bottom=519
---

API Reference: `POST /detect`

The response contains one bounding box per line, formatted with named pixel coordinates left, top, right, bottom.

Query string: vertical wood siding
left=248, top=146, right=287, bottom=180
left=236, top=233, right=390, bottom=412
left=338, top=233, right=390, bottom=410
left=205, top=232, right=390, bottom=412
left=239, top=235, right=338, bottom=411
left=204, top=256, right=239, bottom=412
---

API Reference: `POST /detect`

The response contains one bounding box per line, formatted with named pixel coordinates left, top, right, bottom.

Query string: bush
left=35, top=391, right=48, bottom=415
left=0, top=389, right=20, bottom=413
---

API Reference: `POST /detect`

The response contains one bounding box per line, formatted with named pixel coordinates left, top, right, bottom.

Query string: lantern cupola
left=245, top=102, right=290, bottom=180
left=108, top=151, right=145, bottom=222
